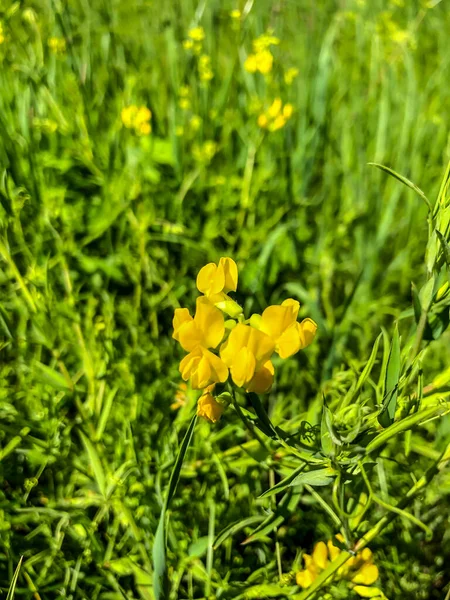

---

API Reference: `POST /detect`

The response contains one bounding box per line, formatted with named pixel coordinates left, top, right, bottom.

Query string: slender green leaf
left=368, top=162, right=432, bottom=210
left=78, top=431, right=106, bottom=497
left=214, top=516, right=264, bottom=549
left=378, top=324, right=401, bottom=428
left=6, top=557, right=23, bottom=600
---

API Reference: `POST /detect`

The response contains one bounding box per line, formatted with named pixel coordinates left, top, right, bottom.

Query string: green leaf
left=321, top=403, right=335, bottom=457
left=153, top=414, right=197, bottom=600
left=436, top=230, right=450, bottom=267
left=78, top=431, right=106, bottom=497
left=242, top=491, right=296, bottom=545
left=33, top=361, right=73, bottom=391
left=6, top=557, right=22, bottom=600
left=378, top=324, right=401, bottom=428
left=259, top=464, right=307, bottom=498
left=368, top=162, right=432, bottom=211
left=290, top=467, right=336, bottom=487
left=214, top=516, right=264, bottom=549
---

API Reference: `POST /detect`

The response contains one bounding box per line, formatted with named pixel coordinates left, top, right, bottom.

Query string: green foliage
left=0, top=1, right=450, bottom=599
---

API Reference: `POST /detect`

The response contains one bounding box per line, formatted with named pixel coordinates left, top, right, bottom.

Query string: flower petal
left=194, top=297, right=225, bottom=348
left=352, top=585, right=384, bottom=598
left=177, top=320, right=203, bottom=352
left=220, top=323, right=250, bottom=366
left=172, top=308, right=193, bottom=341
left=196, top=262, right=225, bottom=296
left=231, top=346, right=256, bottom=388
left=352, top=564, right=379, bottom=586
left=246, top=360, right=274, bottom=393
left=312, top=541, right=328, bottom=570
left=298, top=318, right=318, bottom=349
left=197, top=392, right=224, bottom=423
left=260, top=299, right=299, bottom=342
left=219, top=257, right=238, bottom=292
left=179, top=349, right=201, bottom=381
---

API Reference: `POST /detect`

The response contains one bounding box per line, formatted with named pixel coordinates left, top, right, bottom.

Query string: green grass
left=1, top=0, right=450, bottom=598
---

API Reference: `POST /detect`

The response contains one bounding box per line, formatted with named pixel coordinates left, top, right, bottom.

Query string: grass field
left=1, top=1, right=450, bottom=598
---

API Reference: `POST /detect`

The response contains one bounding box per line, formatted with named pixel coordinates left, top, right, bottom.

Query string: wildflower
left=193, top=141, right=217, bottom=164
left=244, top=32, right=279, bottom=75
left=220, top=324, right=275, bottom=391
left=259, top=299, right=317, bottom=359
left=121, top=105, right=152, bottom=136
left=189, top=115, right=202, bottom=132
left=296, top=537, right=382, bottom=598
left=257, top=98, right=294, bottom=132
left=198, top=54, right=213, bottom=82
left=188, top=26, right=205, bottom=42
left=284, top=67, right=299, bottom=85
left=183, top=39, right=194, bottom=50
left=171, top=382, right=188, bottom=410
left=178, top=86, right=191, bottom=110
left=0, top=22, right=5, bottom=45
left=173, top=297, right=228, bottom=389
left=48, top=37, right=66, bottom=54
left=230, top=9, right=241, bottom=19
left=197, top=385, right=224, bottom=422
left=197, top=257, right=238, bottom=298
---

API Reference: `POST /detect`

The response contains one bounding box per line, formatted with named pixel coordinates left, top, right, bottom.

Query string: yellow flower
left=255, top=49, right=273, bottom=74
left=283, top=104, right=294, bottom=119
left=188, top=26, right=205, bottom=42
left=197, top=387, right=224, bottom=422
left=220, top=324, right=275, bottom=390
left=189, top=115, right=202, bottom=132
left=183, top=39, right=194, bottom=50
left=297, top=537, right=381, bottom=598
left=268, top=98, right=282, bottom=119
left=230, top=9, right=241, bottom=19
left=0, top=22, right=5, bottom=45
left=197, top=257, right=238, bottom=297
left=121, top=105, right=151, bottom=135
left=257, top=114, right=268, bottom=129
left=171, top=382, right=188, bottom=410
left=173, top=297, right=228, bottom=389
left=244, top=54, right=258, bottom=73
left=48, top=37, right=66, bottom=54
left=284, top=67, right=299, bottom=85
left=259, top=299, right=317, bottom=359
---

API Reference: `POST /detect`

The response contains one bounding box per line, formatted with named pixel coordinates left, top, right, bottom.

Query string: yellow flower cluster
left=296, top=537, right=384, bottom=598
left=183, top=26, right=205, bottom=54
left=172, top=258, right=317, bottom=421
left=198, top=54, right=213, bottom=82
left=183, top=27, right=213, bottom=84
left=178, top=86, right=191, bottom=111
left=48, top=37, right=66, bottom=54
left=0, top=22, right=5, bottom=45
left=121, top=105, right=152, bottom=136
left=258, top=98, right=293, bottom=131
left=244, top=33, right=280, bottom=75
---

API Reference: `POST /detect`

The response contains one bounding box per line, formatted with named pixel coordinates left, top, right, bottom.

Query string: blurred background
left=1, top=0, right=450, bottom=598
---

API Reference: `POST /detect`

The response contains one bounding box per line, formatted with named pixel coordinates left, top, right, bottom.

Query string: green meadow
left=1, top=0, right=450, bottom=598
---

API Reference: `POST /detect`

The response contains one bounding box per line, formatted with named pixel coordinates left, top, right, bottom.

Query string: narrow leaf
left=6, top=557, right=23, bottom=600
left=368, top=162, right=432, bottom=211
left=78, top=431, right=106, bottom=497
left=378, top=324, right=401, bottom=428
left=214, top=516, right=264, bottom=549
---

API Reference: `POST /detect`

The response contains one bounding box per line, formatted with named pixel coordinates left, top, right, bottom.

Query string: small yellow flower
left=188, top=26, right=205, bottom=42
left=0, top=22, right=5, bottom=45
left=257, top=114, right=268, bottom=128
left=199, top=54, right=213, bottom=82
left=183, top=39, right=194, bottom=50
left=284, top=67, right=299, bottom=85
left=283, top=104, right=294, bottom=119
left=48, top=37, right=66, bottom=54
left=171, top=382, right=188, bottom=410
left=189, top=115, right=202, bottom=132
left=268, top=98, right=282, bottom=118
left=297, top=537, right=382, bottom=599
left=173, top=297, right=228, bottom=389
left=258, top=299, right=317, bottom=359
left=230, top=9, right=241, bottom=19
left=197, top=387, right=224, bottom=423
left=121, top=105, right=151, bottom=135
left=220, top=324, right=275, bottom=390
left=197, top=257, right=238, bottom=297
left=244, top=54, right=258, bottom=73
left=255, top=49, right=273, bottom=74
left=179, top=98, right=191, bottom=110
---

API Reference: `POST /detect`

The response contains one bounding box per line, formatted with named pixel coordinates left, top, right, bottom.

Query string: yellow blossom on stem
left=220, top=324, right=275, bottom=391
left=259, top=299, right=317, bottom=359
left=188, top=26, right=205, bottom=42
left=296, top=537, right=382, bottom=599
left=197, top=385, right=224, bottom=422
left=197, top=257, right=238, bottom=297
